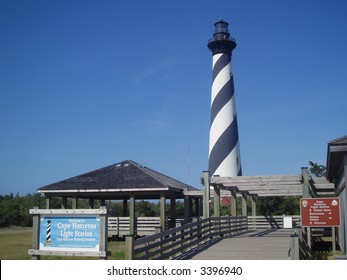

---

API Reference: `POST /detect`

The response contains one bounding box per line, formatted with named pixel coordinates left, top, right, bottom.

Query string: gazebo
left=37, top=160, right=202, bottom=234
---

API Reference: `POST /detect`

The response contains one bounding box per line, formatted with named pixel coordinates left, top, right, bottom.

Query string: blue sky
left=1, top=0, right=346, bottom=195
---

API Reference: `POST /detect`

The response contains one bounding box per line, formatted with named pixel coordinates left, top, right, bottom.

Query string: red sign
left=300, top=198, right=340, bottom=227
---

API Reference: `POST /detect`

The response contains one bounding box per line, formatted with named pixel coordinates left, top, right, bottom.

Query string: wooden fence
left=248, top=215, right=301, bottom=229
left=108, top=215, right=301, bottom=238
left=125, top=216, right=248, bottom=260
left=111, top=215, right=337, bottom=260
left=108, top=217, right=161, bottom=237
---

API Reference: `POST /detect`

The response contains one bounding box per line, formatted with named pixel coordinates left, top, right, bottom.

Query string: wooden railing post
left=332, top=227, right=336, bottom=252
left=228, top=216, right=232, bottom=236
left=31, top=206, right=40, bottom=260
left=209, top=218, right=213, bottom=239
left=180, top=227, right=185, bottom=253
left=235, top=216, right=238, bottom=234
left=197, top=218, right=202, bottom=241
left=290, top=227, right=300, bottom=260
left=99, top=206, right=108, bottom=260
left=154, top=226, right=163, bottom=257
left=125, top=235, right=134, bottom=260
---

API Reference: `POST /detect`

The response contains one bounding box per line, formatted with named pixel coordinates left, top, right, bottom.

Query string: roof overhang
left=326, top=136, right=347, bottom=182
left=38, top=186, right=186, bottom=200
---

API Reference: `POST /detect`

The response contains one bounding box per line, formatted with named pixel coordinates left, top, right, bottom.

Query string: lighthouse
left=208, top=19, right=242, bottom=177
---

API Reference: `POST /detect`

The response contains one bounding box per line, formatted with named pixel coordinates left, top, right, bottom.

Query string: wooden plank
left=224, top=185, right=303, bottom=191
left=132, top=217, right=246, bottom=260
left=190, top=228, right=294, bottom=260
left=184, top=190, right=203, bottom=196
left=217, top=187, right=303, bottom=195
left=30, top=211, right=40, bottom=260
left=29, top=208, right=107, bottom=215
left=28, top=249, right=108, bottom=257
left=211, top=174, right=301, bottom=184
left=210, top=174, right=304, bottom=197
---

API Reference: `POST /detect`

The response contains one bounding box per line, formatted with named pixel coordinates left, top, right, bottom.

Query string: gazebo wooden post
left=123, top=199, right=128, bottom=216
left=88, top=198, right=94, bottom=209
left=189, top=197, right=193, bottom=218
left=241, top=192, right=248, bottom=216
left=199, top=197, right=203, bottom=217
left=100, top=199, right=106, bottom=206
left=251, top=195, right=257, bottom=216
left=230, top=190, right=237, bottom=216
left=202, top=171, right=210, bottom=218
left=45, top=197, right=51, bottom=209
left=129, top=195, right=136, bottom=236
left=194, top=197, right=200, bottom=217
left=62, top=197, right=68, bottom=209
left=213, top=185, right=221, bottom=217
left=251, top=195, right=257, bottom=229
left=184, top=197, right=190, bottom=223
left=170, top=197, right=176, bottom=228
left=160, top=194, right=166, bottom=231
left=72, top=197, right=78, bottom=209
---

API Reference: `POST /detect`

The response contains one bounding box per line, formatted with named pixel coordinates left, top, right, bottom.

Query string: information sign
left=39, top=216, right=100, bottom=252
left=29, top=208, right=108, bottom=259
left=300, top=198, right=340, bottom=227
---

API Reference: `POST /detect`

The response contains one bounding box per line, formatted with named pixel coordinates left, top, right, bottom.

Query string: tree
left=0, top=193, right=46, bottom=227
left=256, top=196, right=300, bottom=216
left=136, top=200, right=157, bottom=217
left=308, top=161, right=326, bottom=177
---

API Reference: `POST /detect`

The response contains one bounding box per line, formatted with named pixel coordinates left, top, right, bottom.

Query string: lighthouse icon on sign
left=45, top=219, right=52, bottom=245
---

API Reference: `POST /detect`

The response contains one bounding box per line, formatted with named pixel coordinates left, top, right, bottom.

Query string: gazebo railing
left=108, top=217, right=162, bottom=237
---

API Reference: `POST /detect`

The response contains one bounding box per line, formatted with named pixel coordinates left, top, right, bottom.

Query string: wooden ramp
left=188, top=228, right=294, bottom=260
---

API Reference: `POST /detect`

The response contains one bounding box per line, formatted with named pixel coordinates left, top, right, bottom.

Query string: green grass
left=0, top=227, right=125, bottom=260
left=0, top=227, right=33, bottom=259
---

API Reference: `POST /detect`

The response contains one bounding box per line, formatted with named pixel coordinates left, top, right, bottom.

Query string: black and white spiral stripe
left=209, top=52, right=242, bottom=177
left=46, top=220, right=51, bottom=243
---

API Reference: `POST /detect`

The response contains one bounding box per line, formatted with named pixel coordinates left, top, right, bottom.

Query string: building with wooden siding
left=326, top=135, right=347, bottom=255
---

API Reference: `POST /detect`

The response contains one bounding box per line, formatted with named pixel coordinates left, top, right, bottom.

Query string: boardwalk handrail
left=108, top=215, right=301, bottom=238
left=125, top=216, right=248, bottom=260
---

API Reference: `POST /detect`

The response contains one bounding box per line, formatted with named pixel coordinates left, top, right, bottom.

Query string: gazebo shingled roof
left=37, top=160, right=199, bottom=200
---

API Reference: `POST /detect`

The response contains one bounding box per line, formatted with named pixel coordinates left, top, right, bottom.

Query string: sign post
left=300, top=198, right=340, bottom=253
left=29, top=207, right=108, bottom=259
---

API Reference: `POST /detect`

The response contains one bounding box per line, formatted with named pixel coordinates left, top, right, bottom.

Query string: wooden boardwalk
left=186, top=228, right=294, bottom=260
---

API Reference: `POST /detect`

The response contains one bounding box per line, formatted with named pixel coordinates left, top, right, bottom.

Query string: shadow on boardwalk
left=175, top=228, right=294, bottom=260
left=173, top=237, right=222, bottom=260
